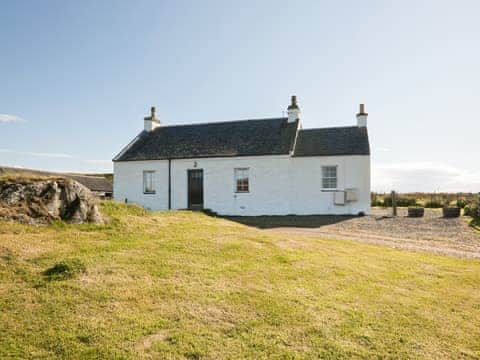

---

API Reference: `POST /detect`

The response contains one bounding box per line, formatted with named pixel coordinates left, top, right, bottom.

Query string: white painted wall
left=289, top=155, right=370, bottom=215
left=113, top=154, right=370, bottom=215
left=171, top=156, right=292, bottom=215
left=356, top=114, right=367, bottom=127
left=144, top=119, right=160, bottom=132
left=113, top=160, right=169, bottom=210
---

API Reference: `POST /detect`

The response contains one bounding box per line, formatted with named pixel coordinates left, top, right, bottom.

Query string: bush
left=424, top=201, right=443, bottom=208
left=382, top=196, right=417, bottom=207
left=464, top=203, right=479, bottom=218
left=456, top=199, right=468, bottom=208
left=43, top=259, right=86, bottom=280
left=371, top=199, right=383, bottom=207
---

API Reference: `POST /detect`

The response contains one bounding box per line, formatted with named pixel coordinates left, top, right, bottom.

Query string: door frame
left=187, top=169, right=204, bottom=210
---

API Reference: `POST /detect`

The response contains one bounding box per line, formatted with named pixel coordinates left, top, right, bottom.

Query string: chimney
left=356, top=103, right=368, bottom=127
left=287, top=95, right=301, bottom=123
left=144, top=106, right=160, bottom=132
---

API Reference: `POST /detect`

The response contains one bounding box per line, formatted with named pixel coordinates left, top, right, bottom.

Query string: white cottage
left=113, top=96, right=371, bottom=216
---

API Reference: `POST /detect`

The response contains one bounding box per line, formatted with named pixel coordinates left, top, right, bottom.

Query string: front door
left=188, top=169, right=203, bottom=210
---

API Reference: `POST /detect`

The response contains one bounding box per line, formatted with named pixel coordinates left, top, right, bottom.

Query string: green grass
left=471, top=217, right=480, bottom=231
left=1, top=202, right=479, bottom=359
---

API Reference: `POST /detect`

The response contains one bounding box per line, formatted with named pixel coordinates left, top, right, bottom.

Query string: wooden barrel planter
left=443, top=207, right=461, bottom=218
left=408, top=207, right=425, bottom=217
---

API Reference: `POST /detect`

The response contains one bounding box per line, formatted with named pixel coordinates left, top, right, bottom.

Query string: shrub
left=424, top=201, right=443, bottom=208
left=371, top=199, right=383, bottom=207
left=43, top=259, right=86, bottom=280
left=382, top=196, right=417, bottom=207
left=464, top=203, right=479, bottom=218
left=456, top=199, right=468, bottom=208
left=472, top=218, right=480, bottom=230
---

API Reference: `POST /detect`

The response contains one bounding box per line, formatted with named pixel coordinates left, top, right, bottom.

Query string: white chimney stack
left=287, top=95, right=301, bottom=123
left=356, top=103, right=368, bottom=127
left=144, top=106, right=160, bottom=132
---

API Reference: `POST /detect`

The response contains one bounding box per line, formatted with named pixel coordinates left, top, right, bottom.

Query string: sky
left=1, top=0, right=479, bottom=192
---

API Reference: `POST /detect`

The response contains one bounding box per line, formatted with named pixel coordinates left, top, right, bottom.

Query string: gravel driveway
left=228, top=208, right=480, bottom=258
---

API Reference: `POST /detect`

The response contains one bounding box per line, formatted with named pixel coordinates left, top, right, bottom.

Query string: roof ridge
left=155, top=117, right=288, bottom=129
left=300, top=125, right=361, bottom=132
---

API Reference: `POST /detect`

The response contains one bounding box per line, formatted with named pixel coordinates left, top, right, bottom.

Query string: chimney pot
left=287, top=95, right=301, bottom=122
left=356, top=103, right=368, bottom=127
left=144, top=105, right=160, bottom=131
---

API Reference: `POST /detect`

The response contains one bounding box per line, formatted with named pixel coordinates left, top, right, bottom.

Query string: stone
left=0, top=175, right=103, bottom=225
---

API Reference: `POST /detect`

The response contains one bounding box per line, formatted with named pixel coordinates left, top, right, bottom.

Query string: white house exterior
left=113, top=97, right=371, bottom=216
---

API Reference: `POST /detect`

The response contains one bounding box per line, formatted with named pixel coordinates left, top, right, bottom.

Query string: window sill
left=143, top=192, right=156, bottom=195
left=234, top=191, right=250, bottom=194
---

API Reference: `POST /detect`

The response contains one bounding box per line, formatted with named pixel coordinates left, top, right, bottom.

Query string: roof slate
left=293, top=126, right=370, bottom=157
left=114, top=119, right=370, bottom=161
left=68, top=175, right=113, bottom=192
left=114, top=118, right=299, bottom=161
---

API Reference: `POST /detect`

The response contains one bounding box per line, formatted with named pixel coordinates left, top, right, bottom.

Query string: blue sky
left=1, top=1, right=479, bottom=192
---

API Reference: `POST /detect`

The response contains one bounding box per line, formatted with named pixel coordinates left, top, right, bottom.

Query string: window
left=143, top=171, right=155, bottom=194
left=234, top=168, right=249, bottom=193
left=322, top=166, right=337, bottom=189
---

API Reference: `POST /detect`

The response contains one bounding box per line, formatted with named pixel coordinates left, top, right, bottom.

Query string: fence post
left=392, top=190, right=397, bottom=217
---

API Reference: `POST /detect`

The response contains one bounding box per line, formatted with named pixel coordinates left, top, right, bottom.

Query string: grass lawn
left=471, top=217, right=480, bottom=231
left=1, top=202, right=479, bottom=359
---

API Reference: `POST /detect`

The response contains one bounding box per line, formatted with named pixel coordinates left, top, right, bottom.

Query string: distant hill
left=0, top=166, right=112, bottom=197
left=80, top=173, right=113, bottom=182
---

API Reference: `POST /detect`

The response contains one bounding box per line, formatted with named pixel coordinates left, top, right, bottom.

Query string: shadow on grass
left=223, top=215, right=356, bottom=229
left=43, top=259, right=86, bottom=281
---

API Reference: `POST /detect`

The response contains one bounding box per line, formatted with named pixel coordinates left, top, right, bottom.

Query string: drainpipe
left=168, top=159, right=172, bottom=210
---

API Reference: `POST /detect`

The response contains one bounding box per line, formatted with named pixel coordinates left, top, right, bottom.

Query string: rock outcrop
left=0, top=175, right=103, bottom=225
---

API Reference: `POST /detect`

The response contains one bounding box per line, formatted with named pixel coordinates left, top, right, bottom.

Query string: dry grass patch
left=0, top=172, right=63, bottom=183
left=135, top=330, right=169, bottom=352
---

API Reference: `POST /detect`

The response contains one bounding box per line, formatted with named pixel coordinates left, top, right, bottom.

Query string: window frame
left=234, top=168, right=250, bottom=193
left=143, top=170, right=156, bottom=194
left=321, top=165, right=338, bottom=190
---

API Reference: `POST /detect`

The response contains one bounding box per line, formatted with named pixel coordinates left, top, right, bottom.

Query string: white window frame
left=322, top=166, right=338, bottom=189
left=234, top=168, right=250, bottom=193
left=143, top=170, right=156, bottom=194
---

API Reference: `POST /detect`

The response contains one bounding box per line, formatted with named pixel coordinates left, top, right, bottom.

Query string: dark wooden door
left=188, top=169, right=203, bottom=209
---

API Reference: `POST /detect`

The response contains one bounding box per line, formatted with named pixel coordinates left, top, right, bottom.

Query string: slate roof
left=114, top=119, right=370, bottom=161
left=68, top=175, right=113, bottom=193
left=114, top=118, right=299, bottom=161
left=293, top=126, right=370, bottom=157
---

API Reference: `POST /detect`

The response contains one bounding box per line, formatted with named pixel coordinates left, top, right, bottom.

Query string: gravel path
left=229, top=208, right=480, bottom=259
